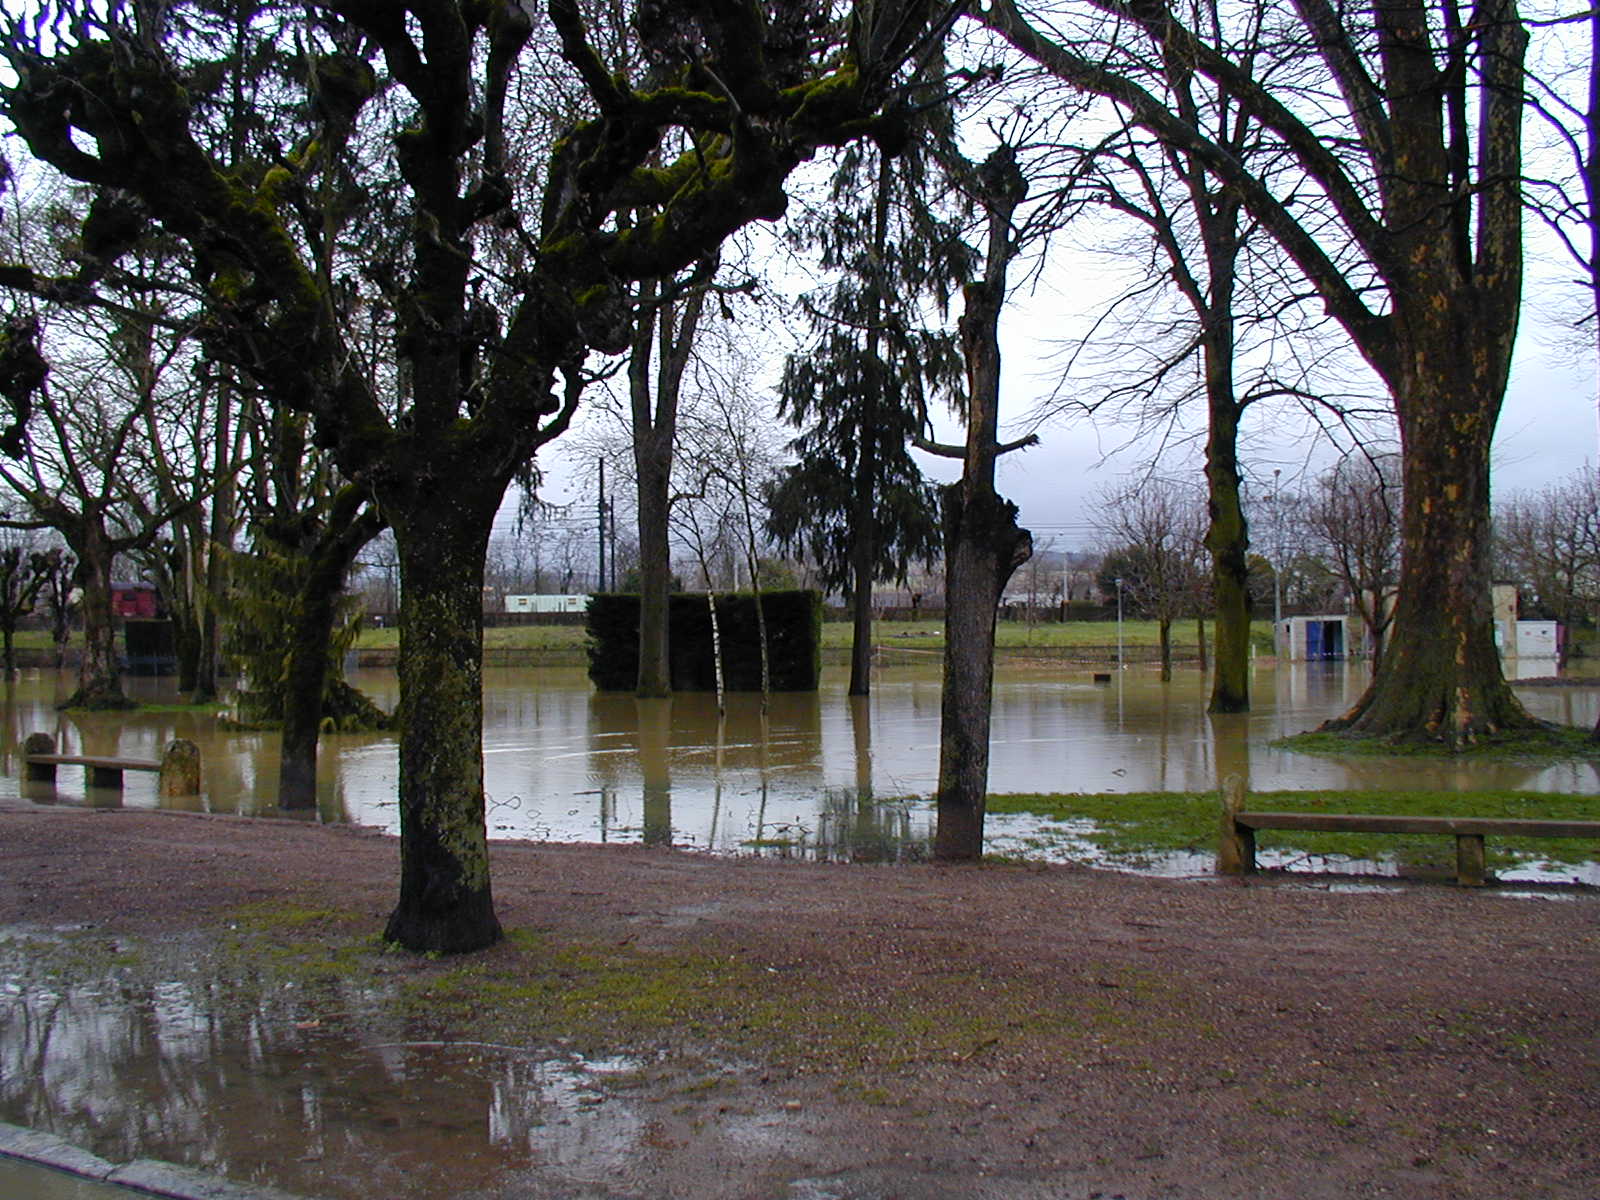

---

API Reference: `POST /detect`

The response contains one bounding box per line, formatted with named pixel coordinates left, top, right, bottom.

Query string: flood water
left=1, top=660, right=1597, bottom=861
left=3, top=659, right=1598, bottom=1199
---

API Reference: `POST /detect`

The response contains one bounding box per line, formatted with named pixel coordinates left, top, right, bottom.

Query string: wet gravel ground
left=1, top=805, right=1597, bottom=1199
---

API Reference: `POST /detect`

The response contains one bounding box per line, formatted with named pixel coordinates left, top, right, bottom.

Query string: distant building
left=1492, top=582, right=1562, bottom=660
left=505, top=594, right=590, bottom=614
left=110, top=580, right=161, bottom=620
left=1275, top=615, right=1351, bottom=661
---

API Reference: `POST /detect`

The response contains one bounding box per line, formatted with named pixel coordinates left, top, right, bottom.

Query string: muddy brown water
left=0, top=660, right=1596, bottom=864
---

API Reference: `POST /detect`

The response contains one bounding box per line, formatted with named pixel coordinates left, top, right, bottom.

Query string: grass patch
left=988, top=789, right=1600, bottom=871
left=352, top=618, right=1214, bottom=655
left=1279, top=726, right=1600, bottom=760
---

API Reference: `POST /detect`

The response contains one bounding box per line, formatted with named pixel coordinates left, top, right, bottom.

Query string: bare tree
left=1308, top=452, right=1402, bottom=663
left=1495, top=471, right=1600, bottom=664
left=1095, top=477, right=1207, bottom=681
left=981, top=0, right=1541, bottom=744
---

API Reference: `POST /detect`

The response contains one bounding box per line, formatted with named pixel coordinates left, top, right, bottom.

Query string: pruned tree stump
left=159, top=739, right=202, bottom=797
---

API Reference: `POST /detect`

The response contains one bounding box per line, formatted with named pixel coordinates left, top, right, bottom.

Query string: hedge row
left=587, top=590, right=822, bottom=692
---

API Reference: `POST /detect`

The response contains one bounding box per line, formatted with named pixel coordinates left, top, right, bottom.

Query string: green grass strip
left=987, top=790, right=1600, bottom=872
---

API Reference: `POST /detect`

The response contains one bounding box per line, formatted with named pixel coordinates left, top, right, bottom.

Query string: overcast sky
left=509, top=236, right=1598, bottom=566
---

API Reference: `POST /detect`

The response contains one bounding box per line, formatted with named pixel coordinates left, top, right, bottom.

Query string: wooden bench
left=1217, top=779, right=1600, bottom=886
left=20, top=732, right=200, bottom=796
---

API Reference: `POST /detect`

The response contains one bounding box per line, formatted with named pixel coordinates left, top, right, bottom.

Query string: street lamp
left=1272, top=468, right=1283, bottom=658
left=1115, top=576, right=1124, bottom=667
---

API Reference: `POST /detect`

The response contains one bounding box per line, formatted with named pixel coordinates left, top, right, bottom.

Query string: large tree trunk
left=933, top=146, right=1031, bottom=862
left=634, top=449, right=673, bottom=698
left=1323, top=362, right=1540, bottom=743
left=1204, top=394, right=1251, bottom=713
left=63, top=524, right=131, bottom=710
left=382, top=495, right=502, bottom=954
left=933, top=488, right=1030, bottom=860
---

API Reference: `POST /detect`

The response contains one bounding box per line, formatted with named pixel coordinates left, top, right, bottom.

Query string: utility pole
left=597, top=460, right=607, bottom=594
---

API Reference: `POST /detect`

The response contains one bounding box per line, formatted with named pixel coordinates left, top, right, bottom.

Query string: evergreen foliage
left=587, top=590, right=822, bottom=692
left=765, top=130, right=972, bottom=596
left=224, top=521, right=389, bottom=731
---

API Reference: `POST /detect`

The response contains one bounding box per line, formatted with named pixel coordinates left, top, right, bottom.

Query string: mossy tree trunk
left=1204, top=378, right=1251, bottom=712
left=64, top=517, right=131, bottom=710
left=278, top=488, right=385, bottom=810
left=381, top=484, right=503, bottom=954
left=934, top=148, right=1032, bottom=863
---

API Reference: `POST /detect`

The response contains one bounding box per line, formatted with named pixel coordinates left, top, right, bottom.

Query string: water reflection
left=0, top=934, right=649, bottom=1199
left=0, top=661, right=1595, bottom=855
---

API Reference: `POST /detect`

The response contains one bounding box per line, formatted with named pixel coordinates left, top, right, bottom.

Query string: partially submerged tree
left=981, top=0, right=1542, bottom=744
left=626, top=259, right=717, bottom=698
left=0, top=537, right=49, bottom=678
left=928, top=144, right=1035, bottom=862
left=1, top=0, right=951, bottom=951
left=1095, top=477, right=1206, bottom=680
left=768, top=108, right=971, bottom=696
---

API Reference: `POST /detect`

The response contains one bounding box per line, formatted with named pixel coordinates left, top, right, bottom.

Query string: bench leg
left=1217, top=775, right=1256, bottom=875
left=89, top=765, right=125, bottom=789
left=1456, top=834, right=1487, bottom=886
left=23, top=732, right=55, bottom=782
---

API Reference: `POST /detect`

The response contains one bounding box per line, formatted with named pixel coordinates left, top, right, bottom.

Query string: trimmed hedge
left=587, top=590, right=822, bottom=692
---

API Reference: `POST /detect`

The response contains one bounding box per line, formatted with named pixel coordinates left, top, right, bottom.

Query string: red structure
left=110, top=581, right=161, bottom=619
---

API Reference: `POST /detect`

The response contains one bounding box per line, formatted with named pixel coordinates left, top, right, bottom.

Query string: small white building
left=1491, top=583, right=1562, bottom=660
left=1275, top=615, right=1351, bottom=661
left=1514, top=620, right=1560, bottom=658
left=505, top=594, right=591, bottom=614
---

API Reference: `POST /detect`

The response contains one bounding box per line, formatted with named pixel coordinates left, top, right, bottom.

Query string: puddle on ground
left=0, top=932, right=672, bottom=1199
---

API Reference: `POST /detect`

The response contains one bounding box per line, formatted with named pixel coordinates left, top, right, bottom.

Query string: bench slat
left=25, top=755, right=161, bottom=771
left=1232, top=812, right=1600, bottom=839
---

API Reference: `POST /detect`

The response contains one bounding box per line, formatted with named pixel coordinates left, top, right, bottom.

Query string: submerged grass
left=1279, top=726, right=1600, bottom=761
left=988, top=789, right=1600, bottom=872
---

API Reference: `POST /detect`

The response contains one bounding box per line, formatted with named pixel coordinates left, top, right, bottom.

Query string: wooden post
left=159, top=739, right=202, bottom=798
left=1217, top=773, right=1254, bottom=875
left=1455, top=834, right=1487, bottom=887
left=22, top=732, right=55, bottom=782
